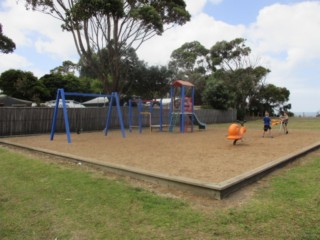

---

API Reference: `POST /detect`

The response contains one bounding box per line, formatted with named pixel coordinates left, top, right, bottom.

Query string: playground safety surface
left=1, top=126, right=320, bottom=199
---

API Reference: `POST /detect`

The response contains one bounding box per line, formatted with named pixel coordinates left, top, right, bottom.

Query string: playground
left=2, top=120, right=319, bottom=184
left=1, top=81, right=320, bottom=199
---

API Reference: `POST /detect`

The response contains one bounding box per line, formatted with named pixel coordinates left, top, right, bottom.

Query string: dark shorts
left=264, top=125, right=271, bottom=131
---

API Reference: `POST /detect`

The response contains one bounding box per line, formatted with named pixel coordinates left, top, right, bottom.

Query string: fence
left=0, top=107, right=236, bottom=136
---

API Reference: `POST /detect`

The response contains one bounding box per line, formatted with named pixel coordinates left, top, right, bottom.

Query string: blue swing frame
left=50, top=88, right=126, bottom=143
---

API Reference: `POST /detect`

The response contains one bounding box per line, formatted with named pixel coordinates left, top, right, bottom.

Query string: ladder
left=169, top=113, right=179, bottom=132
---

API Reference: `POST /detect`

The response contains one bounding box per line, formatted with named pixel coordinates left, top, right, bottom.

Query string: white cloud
left=183, top=0, right=224, bottom=17
left=0, top=54, right=31, bottom=71
left=137, top=12, right=245, bottom=66
left=246, top=1, right=320, bottom=112
left=0, top=52, right=54, bottom=78
left=249, top=2, right=320, bottom=62
left=0, top=0, right=77, bottom=64
left=184, top=0, right=207, bottom=15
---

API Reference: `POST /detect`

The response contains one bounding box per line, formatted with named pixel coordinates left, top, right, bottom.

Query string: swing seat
left=271, top=119, right=281, bottom=126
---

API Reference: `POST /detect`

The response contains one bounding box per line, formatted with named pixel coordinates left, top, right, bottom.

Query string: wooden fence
left=0, top=107, right=236, bottom=136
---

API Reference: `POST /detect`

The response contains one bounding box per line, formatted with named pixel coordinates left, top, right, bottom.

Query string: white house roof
left=83, top=97, right=109, bottom=105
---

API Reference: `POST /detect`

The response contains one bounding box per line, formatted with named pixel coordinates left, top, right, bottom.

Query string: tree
left=79, top=77, right=103, bottom=94
left=0, top=69, right=48, bottom=103
left=129, top=64, right=172, bottom=100
left=77, top=45, right=172, bottom=100
left=209, top=38, right=251, bottom=72
left=50, top=60, right=79, bottom=75
left=23, top=0, right=191, bottom=94
left=209, top=38, right=272, bottom=118
left=169, top=41, right=209, bottom=78
left=0, top=23, right=16, bottom=54
left=39, top=73, right=89, bottom=101
left=202, top=76, right=233, bottom=110
left=226, top=66, right=270, bottom=117
left=256, top=84, right=291, bottom=115
left=78, top=46, right=142, bottom=95
left=168, top=41, right=209, bottom=104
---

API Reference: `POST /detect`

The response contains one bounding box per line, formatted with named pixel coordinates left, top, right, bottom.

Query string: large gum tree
left=23, top=0, right=190, bottom=93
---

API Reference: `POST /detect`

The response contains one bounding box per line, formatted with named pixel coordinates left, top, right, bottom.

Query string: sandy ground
left=2, top=125, right=320, bottom=184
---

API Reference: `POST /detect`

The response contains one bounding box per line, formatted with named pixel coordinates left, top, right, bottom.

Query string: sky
left=0, top=0, right=320, bottom=113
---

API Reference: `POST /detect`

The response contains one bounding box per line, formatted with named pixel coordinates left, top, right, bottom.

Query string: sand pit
left=2, top=125, right=319, bottom=184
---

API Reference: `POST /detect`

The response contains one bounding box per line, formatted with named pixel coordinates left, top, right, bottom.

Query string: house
left=82, top=97, right=109, bottom=107
left=0, top=95, right=32, bottom=107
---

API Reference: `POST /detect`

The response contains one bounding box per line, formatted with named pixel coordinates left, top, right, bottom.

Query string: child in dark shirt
left=263, top=112, right=272, bottom=138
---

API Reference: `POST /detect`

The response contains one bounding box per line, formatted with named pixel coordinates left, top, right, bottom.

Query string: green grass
left=1, top=117, right=320, bottom=239
left=0, top=148, right=206, bottom=239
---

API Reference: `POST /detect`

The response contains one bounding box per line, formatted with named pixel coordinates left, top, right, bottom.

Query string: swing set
left=50, top=88, right=126, bottom=143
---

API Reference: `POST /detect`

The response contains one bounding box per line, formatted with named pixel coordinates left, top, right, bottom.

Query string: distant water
left=294, top=112, right=318, bottom=117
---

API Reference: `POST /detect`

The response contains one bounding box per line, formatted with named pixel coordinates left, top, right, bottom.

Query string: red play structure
left=169, top=80, right=206, bottom=132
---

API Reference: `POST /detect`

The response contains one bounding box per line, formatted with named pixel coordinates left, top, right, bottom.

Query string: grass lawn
left=0, top=117, right=320, bottom=239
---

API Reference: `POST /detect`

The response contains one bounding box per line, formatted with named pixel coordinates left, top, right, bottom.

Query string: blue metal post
left=160, top=99, right=163, bottom=132
left=180, top=86, right=185, bottom=133
left=138, top=98, right=142, bottom=133
left=59, top=89, right=72, bottom=143
left=50, top=89, right=61, bottom=141
left=191, top=86, right=195, bottom=132
left=114, top=92, right=126, bottom=138
left=104, top=93, right=114, bottom=136
left=169, top=86, right=174, bottom=127
left=149, top=99, right=153, bottom=131
left=129, top=99, right=133, bottom=132
left=104, top=92, right=126, bottom=138
left=192, top=86, right=195, bottom=113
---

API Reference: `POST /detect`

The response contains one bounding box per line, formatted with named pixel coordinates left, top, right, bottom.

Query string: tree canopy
left=209, top=38, right=251, bottom=72
left=168, top=38, right=291, bottom=117
left=39, top=72, right=92, bottom=101
left=201, top=77, right=232, bottom=110
left=0, top=69, right=48, bottom=103
left=50, top=61, right=79, bottom=76
left=257, top=83, right=291, bottom=115
left=128, top=64, right=172, bottom=100
left=23, top=0, right=190, bottom=93
left=169, top=41, right=209, bottom=77
left=168, top=41, right=209, bottom=104
left=0, top=23, right=16, bottom=54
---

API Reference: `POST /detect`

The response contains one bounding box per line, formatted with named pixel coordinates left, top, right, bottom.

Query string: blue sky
left=204, top=0, right=304, bottom=25
left=0, top=0, right=320, bottom=113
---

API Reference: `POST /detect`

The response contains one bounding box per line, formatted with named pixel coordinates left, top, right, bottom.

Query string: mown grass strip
left=0, top=148, right=206, bottom=239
